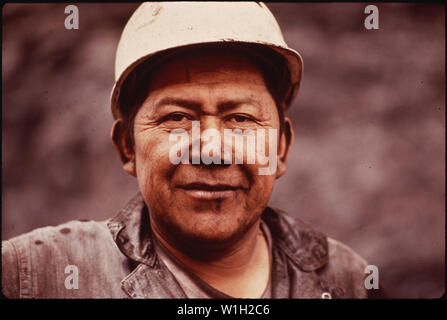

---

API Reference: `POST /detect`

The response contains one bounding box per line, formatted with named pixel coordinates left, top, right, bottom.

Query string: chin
left=168, top=213, right=250, bottom=245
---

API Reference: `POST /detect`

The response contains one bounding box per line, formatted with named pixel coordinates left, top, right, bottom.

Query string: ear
left=276, top=117, right=294, bottom=179
left=111, top=119, right=136, bottom=177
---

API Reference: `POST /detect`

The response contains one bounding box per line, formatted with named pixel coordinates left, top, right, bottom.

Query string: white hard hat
left=111, top=2, right=303, bottom=119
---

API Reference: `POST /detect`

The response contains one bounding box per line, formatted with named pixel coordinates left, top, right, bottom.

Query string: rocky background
left=2, top=3, right=444, bottom=298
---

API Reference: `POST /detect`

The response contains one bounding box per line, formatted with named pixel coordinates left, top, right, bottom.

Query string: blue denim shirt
left=2, top=193, right=370, bottom=298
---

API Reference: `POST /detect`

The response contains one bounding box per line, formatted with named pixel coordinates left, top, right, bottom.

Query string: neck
left=152, top=220, right=270, bottom=298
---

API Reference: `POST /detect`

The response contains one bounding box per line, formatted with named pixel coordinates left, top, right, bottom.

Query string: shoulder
left=327, top=237, right=368, bottom=272
left=4, top=219, right=112, bottom=254
left=263, top=207, right=329, bottom=271
left=316, top=237, right=369, bottom=298
left=264, top=207, right=369, bottom=298
left=318, top=236, right=369, bottom=298
left=2, top=219, right=121, bottom=298
left=2, top=240, right=20, bottom=298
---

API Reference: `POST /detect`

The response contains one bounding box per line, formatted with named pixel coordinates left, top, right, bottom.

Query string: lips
left=177, top=182, right=241, bottom=200
left=180, top=183, right=239, bottom=191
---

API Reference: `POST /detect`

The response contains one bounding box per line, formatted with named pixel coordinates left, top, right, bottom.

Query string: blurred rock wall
left=2, top=3, right=444, bottom=298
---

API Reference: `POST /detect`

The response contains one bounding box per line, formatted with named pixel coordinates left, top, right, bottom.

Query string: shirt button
left=321, top=292, right=332, bottom=299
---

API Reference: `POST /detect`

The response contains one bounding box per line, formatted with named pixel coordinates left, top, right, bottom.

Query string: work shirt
left=152, top=220, right=274, bottom=298
left=2, top=193, right=370, bottom=299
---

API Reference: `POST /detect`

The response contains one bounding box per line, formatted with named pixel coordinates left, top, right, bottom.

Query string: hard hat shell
left=111, top=2, right=303, bottom=119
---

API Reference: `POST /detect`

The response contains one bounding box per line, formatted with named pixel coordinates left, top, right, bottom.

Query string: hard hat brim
left=110, top=40, right=303, bottom=119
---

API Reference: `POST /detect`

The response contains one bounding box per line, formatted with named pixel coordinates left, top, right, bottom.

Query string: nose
left=190, top=116, right=229, bottom=166
left=200, top=116, right=221, bottom=133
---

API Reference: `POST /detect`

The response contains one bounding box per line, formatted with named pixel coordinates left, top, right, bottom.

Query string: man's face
left=126, top=48, right=290, bottom=248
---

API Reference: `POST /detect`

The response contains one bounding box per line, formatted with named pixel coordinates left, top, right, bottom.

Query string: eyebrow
left=154, top=97, right=260, bottom=113
left=154, top=97, right=201, bottom=110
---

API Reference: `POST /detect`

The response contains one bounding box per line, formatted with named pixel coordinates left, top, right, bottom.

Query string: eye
left=162, top=113, right=191, bottom=122
left=234, top=115, right=248, bottom=122
left=170, top=114, right=186, bottom=121
left=229, top=115, right=253, bottom=123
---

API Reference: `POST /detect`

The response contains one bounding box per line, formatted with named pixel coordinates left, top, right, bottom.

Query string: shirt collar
left=107, top=193, right=157, bottom=267
left=107, top=193, right=328, bottom=272
left=262, top=206, right=328, bottom=271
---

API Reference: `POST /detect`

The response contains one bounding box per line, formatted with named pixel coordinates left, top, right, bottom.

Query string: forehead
left=146, top=47, right=268, bottom=92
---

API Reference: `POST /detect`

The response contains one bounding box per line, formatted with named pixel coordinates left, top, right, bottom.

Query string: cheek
left=252, top=175, right=276, bottom=201
left=242, top=164, right=276, bottom=209
left=134, top=133, right=175, bottom=195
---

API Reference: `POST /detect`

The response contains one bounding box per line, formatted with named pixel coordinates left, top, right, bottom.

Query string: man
left=2, top=2, right=371, bottom=298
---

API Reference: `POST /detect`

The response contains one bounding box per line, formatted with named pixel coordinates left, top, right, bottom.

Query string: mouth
left=177, top=182, right=241, bottom=200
